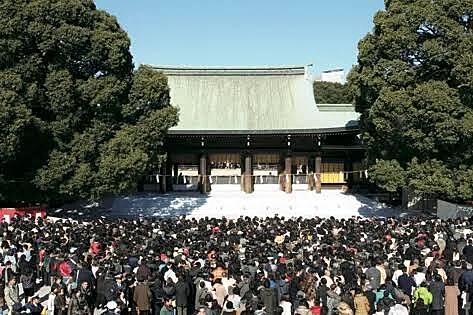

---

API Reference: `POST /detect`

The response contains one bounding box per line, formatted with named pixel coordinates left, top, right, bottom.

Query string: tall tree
left=0, top=0, right=178, bottom=205
left=348, top=0, right=473, bottom=201
left=313, top=81, right=351, bottom=104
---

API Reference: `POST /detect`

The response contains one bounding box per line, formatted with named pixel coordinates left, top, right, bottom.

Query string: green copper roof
left=151, top=65, right=359, bottom=133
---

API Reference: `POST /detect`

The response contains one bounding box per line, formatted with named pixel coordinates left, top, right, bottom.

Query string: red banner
left=0, top=207, right=46, bottom=223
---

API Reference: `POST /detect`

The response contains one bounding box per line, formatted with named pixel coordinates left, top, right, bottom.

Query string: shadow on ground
left=354, top=194, right=432, bottom=218
left=51, top=192, right=209, bottom=220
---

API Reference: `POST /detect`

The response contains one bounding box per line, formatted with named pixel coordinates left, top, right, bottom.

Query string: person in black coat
left=429, top=274, right=445, bottom=315
left=150, top=276, right=165, bottom=315
left=397, top=267, right=416, bottom=297
left=175, top=275, right=190, bottom=315
left=316, top=278, right=328, bottom=313
left=340, top=260, right=357, bottom=288
left=95, top=272, right=107, bottom=308
left=463, top=239, right=473, bottom=263
left=363, top=287, right=376, bottom=315
left=288, top=274, right=300, bottom=305
left=25, top=296, right=43, bottom=315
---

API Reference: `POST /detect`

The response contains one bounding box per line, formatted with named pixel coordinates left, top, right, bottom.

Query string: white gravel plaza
left=104, top=184, right=406, bottom=219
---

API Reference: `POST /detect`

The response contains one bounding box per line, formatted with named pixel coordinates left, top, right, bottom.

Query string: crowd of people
left=0, top=214, right=473, bottom=315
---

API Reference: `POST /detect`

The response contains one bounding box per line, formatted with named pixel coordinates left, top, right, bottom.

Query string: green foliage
left=123, top=65, right=171, bottom=122
left=369, top=160, right=406, bottom=192
left=313, top=81, right=351, bottom=104
left=349, top=0, right=473, bottom=201
left=456, top=166, right=473, bottom=201
left=95, top=106, right=178, bottom=197
left=406, top=159, right=456, bottom=196
left=0, top=0, right=178, bottom=205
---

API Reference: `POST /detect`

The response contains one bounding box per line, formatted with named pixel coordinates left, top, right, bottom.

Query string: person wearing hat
left=102, top=301, right=118, bottom=315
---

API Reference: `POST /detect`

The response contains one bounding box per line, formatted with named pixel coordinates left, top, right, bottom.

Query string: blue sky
left=95, top=0, right=384, bottom=74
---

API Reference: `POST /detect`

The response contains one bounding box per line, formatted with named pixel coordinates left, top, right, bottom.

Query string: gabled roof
left=151, top=65, right=359, bottom=134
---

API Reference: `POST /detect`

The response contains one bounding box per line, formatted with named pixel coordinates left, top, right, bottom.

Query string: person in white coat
left=279, top=295, right=291, bottom=315
left=387, top=302, right=409, bottom=315
left=47, top=288, right=56, bottom=315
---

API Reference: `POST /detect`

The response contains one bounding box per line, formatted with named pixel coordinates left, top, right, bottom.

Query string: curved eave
left=167, top=126, right=359, bottom=137
left=150, top=64, right=311, bottom=76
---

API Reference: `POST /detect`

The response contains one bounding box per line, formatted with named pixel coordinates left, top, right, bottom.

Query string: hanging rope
left=150, top=169, right=368, bottom=177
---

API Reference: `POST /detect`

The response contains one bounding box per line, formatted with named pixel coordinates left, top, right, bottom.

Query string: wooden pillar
left=165, top=160, right=173, bottom=191
left=240, top=155, right=245, bottom=191
left=285, top=156, right=292, bottom=193
left=173, top=164, right=179, bottom=185
left=307, top=156, right=316, bottom=191
left=243, top=154, right=254, bottom=193
left=315, top=156, right=322, bottom=193
left=159, top=165, right=167, bottom=193
left=278, top=155, right=285, bottom=191
left=344, top=155, right=353, bottom=188
left=199, top=154, right=210, bottom=194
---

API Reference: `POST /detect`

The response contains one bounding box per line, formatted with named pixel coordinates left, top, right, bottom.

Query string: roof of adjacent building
left=151, top=65, right=359, bottom=134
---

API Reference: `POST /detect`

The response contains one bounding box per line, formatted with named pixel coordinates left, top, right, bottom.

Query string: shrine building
left=150, top=65, right=365, bottom=193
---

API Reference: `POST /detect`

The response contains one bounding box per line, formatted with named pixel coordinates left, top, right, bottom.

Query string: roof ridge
left=149, top=64, right=312, bottom=71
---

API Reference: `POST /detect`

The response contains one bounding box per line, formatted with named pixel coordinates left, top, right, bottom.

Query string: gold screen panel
left=321, top=162, right=345, bottom=184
